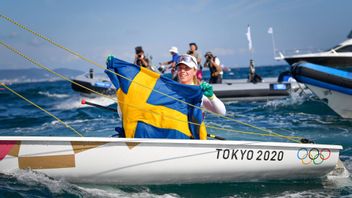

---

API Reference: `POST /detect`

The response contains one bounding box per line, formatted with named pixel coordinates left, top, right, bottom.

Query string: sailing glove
left=106, top=55, right=115, bottom=69
left=200, top=82, right=214, bottom=99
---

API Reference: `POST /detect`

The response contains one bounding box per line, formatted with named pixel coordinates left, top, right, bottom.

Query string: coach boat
left=291, top=62, right=352, bottom=118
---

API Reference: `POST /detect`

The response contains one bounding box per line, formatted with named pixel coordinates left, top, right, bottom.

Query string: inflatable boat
left=71, top=70, right=291, bottom=101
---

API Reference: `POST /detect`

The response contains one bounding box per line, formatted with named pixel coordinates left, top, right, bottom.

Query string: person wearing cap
left=177, top=54, right=226, bottom=116
left=159, top=46, right=180, bottom=79
left=204, top=52, right=223, bottom=84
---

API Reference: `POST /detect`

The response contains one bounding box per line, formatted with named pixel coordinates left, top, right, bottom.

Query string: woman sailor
left=177, top=54, right=226, bottom=116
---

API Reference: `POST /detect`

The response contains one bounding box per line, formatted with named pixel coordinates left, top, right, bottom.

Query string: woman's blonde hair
left=193, top=68, right=200, bottom=85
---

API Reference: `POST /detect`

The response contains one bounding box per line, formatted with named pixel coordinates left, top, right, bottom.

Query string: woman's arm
left=202, top=95, right=226, bottom=116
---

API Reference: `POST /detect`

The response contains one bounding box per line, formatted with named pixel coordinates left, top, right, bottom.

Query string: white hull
left=73, top=76, right=294, bottom=101
left=277, top=38, right=352, bottom=67
left=210, top=77, right=292, bottom=101
left=0, top=136, right=342, bottom=185
left=307, top=85, right=352, bottom=118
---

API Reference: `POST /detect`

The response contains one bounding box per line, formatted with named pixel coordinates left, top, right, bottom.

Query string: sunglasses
left=178, top=55, right=197, bottom=65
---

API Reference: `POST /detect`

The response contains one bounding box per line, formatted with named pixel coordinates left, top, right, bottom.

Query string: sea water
left=1, top=66, right=352, bottom=197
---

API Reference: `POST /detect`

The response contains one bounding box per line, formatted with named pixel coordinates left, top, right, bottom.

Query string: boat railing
left=278, top=48, right=325, bottom=57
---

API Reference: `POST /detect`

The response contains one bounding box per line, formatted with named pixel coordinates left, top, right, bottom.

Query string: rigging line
left=0, top=40, right=302, bottom=142
left=0, top=40, right=303, bottom=142
left=0, top=82, right=83, bottom=137
left=0, top=14, right=299, bottom=141
left=0, top=40, right=116, bottom=101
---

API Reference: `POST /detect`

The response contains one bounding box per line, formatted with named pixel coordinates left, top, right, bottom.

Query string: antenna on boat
left=268, top=27, right=278, bottom=59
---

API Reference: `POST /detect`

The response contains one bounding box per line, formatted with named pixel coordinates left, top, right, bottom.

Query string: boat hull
left=214, top=78, right=290, bottom=101
left=306, top=85, right=352, bottom=118
left=0, top=137, right=342, bottom=185
left=285, top=56, right=352, bottom=68
left=291, top=62, right=352, bottom=118
left=71, top=76, right=291, bottom=101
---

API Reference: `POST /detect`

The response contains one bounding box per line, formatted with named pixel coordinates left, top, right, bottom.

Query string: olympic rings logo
left=297, top=148, right=331, bottom=165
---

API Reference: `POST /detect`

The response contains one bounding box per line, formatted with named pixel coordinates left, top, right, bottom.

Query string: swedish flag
left=106, top=57, right=207, bottom=139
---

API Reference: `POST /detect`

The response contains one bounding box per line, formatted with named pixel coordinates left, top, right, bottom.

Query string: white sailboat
left=0, top=136, right=345, bottom=185
left=0, top=16, right=349, bottom=185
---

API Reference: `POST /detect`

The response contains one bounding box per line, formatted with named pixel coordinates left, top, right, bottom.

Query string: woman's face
left=177, top=63, right=196, bottom=85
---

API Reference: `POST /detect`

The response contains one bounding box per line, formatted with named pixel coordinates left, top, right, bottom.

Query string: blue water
left=1, top=66, right=352, bottom=197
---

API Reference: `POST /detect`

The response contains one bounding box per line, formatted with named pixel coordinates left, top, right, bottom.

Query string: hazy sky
left=0, top=0, right=351, bottom=72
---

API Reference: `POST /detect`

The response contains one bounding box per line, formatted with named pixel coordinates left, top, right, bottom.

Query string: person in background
left=187, top=42, right=203, bottom=81
left=248, top=59, right=262, bottom=83
left=134, top=46, right=152, bottom=70
left=177, top=54, right=226, bottom=116
left=204, top=52, right=223, bottom=84
left=159, top=46, right=180, bottom=80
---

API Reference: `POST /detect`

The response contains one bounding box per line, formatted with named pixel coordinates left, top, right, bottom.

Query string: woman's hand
left=200, top=82, right=214, bottom=98
left=106, top=55, right=115, bottom=68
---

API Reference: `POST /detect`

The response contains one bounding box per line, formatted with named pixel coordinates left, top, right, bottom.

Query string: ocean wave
left=77, top=185, right=180, bottom=198
left=38, top=91, right=70, bottom=99
left=264, top=94, right=308, bottom=109
left=9, top=170, right=179, bottom=198
left=1, top=78, right=62, bottom=85
left=262, top=190, right=338, bottom=198
left=50, top=117, right=116, bottom=126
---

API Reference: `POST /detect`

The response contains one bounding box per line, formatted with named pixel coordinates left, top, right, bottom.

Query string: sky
left=0, top=0, right=351, bottom=72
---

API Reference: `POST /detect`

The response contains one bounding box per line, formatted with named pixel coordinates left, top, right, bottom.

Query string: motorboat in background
left=212, top=78, right=291, bottom=101
left=71, top=69, right=293, bottom=101
left=71, top=69, right=115, bottom=97
left=291, top=62, right=352, bottom=119
left=276, top=32, right=352, bottom=68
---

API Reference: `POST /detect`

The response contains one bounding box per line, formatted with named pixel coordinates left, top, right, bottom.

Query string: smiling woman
left=176, top=54, right=226, bottom=116
left=177, top=54, right=198, bottom=85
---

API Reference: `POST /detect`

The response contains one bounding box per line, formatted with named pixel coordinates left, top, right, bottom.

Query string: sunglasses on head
left=179, top=55, right=197, bottom=65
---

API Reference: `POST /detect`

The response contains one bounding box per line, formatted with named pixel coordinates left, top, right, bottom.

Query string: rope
left=0, top=40, right=302, bottom=141
left=0, top=14, right=303, bottom=142
left=0, top=82, right=83, bottom=137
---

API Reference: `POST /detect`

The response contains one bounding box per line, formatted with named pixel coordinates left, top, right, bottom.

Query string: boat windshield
left=335, top=45, right=352, bottom=53
left=326, top=45, right=341, bottom=51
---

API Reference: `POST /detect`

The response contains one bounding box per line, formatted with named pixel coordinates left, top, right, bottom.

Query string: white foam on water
left=263, top=191, right=332, bottom=198
left=38, top=91, right=70, bottom=99
left=77, top=185, right=180, bottom=198
left=51, top=116, right=117, bottom=126
left=12, top=170, right=75, bottom=194
left=224, top=101, right=239, bottom=105
left=11, top=170, right=180, bottom=198
left=1, top=78, right=62, bottom=85
left=264, top=95, right=307, bottom=109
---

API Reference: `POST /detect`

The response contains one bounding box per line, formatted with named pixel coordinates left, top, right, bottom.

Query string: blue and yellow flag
left=106, top=57, right=207, bottom=139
